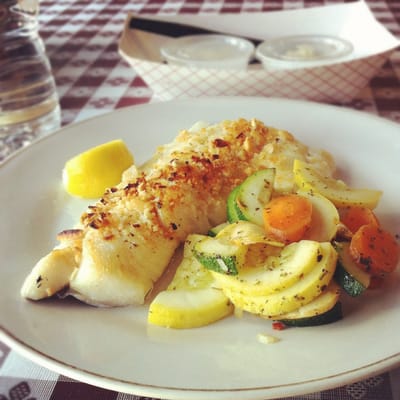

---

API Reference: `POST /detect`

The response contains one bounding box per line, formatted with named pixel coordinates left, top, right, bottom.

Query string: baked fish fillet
left=21, top=118, right=335, bottom=306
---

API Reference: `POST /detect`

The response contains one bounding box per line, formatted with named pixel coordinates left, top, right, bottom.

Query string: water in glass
left=0, top=0, right=60, bottom=160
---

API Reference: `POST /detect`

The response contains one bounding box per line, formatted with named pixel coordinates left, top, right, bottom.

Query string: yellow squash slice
left=148, top=234, right=233, bottom=329
left=211, top=240, right=320, bottom=296
left=223, top=242, right=337, bottom=317
left=274, top=281, right=341, bottom=320
left=148, top=288, right=233, bottom=329
left=297, top=190, right=340, bottom=242
left=293, top=159, right=382, bottom=209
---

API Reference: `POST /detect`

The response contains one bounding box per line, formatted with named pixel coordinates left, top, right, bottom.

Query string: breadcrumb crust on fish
left=21, top=118, right=335, bottom=306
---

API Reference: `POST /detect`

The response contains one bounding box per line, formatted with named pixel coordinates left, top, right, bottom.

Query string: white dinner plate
left=0, top=97, right=399, bottom=400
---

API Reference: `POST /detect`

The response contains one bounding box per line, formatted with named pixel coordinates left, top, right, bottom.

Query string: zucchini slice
left=236, top=169, right=276, bottom=225
left=193, top=236, right=247, bottom=275
left=275, top=281, right=341, bottom=326
left=227, top=185, right=246, bottom=223
left=334, top=241, right=371, bottom=296
left=278, top=301, right=343, bottom=327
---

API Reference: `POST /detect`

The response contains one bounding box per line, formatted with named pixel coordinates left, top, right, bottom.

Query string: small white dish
left=160, top=34, right=254, bottom=70
left=256, top=35, right=354, bottom=70
left=120, top=2, right=400, bottom=102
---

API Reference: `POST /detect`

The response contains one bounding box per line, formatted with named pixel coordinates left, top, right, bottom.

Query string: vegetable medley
left=148, top=159, right=400, bottom=329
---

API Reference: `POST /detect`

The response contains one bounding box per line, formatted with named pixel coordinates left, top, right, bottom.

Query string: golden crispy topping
left=80, top=119, right=271, bottom=241
left=78, top=118, right=332, bottom=244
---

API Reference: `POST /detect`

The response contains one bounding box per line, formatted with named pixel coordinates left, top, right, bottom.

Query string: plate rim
left=1, top=96, right=399, bottom=400
left=1, top=324, right=399, bottom=399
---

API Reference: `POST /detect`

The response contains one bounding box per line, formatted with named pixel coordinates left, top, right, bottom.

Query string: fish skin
left=21, top=119, right=335, bottom=306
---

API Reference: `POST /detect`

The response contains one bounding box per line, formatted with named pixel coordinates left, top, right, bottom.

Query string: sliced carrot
left=349, top=224, right=400, bottom=275
left=339, top=205, right=379, bottom=234
left=263, top=194, right=313, bottom=244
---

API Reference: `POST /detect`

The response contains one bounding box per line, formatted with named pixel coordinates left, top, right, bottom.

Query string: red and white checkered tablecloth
left=1, top=0, right=400, bottom=399
left=38, top=0, right=400, bottom=126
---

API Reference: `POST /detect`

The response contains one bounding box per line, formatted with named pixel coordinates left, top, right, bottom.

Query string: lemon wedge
left=62, top=139, right=134, bottom=198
